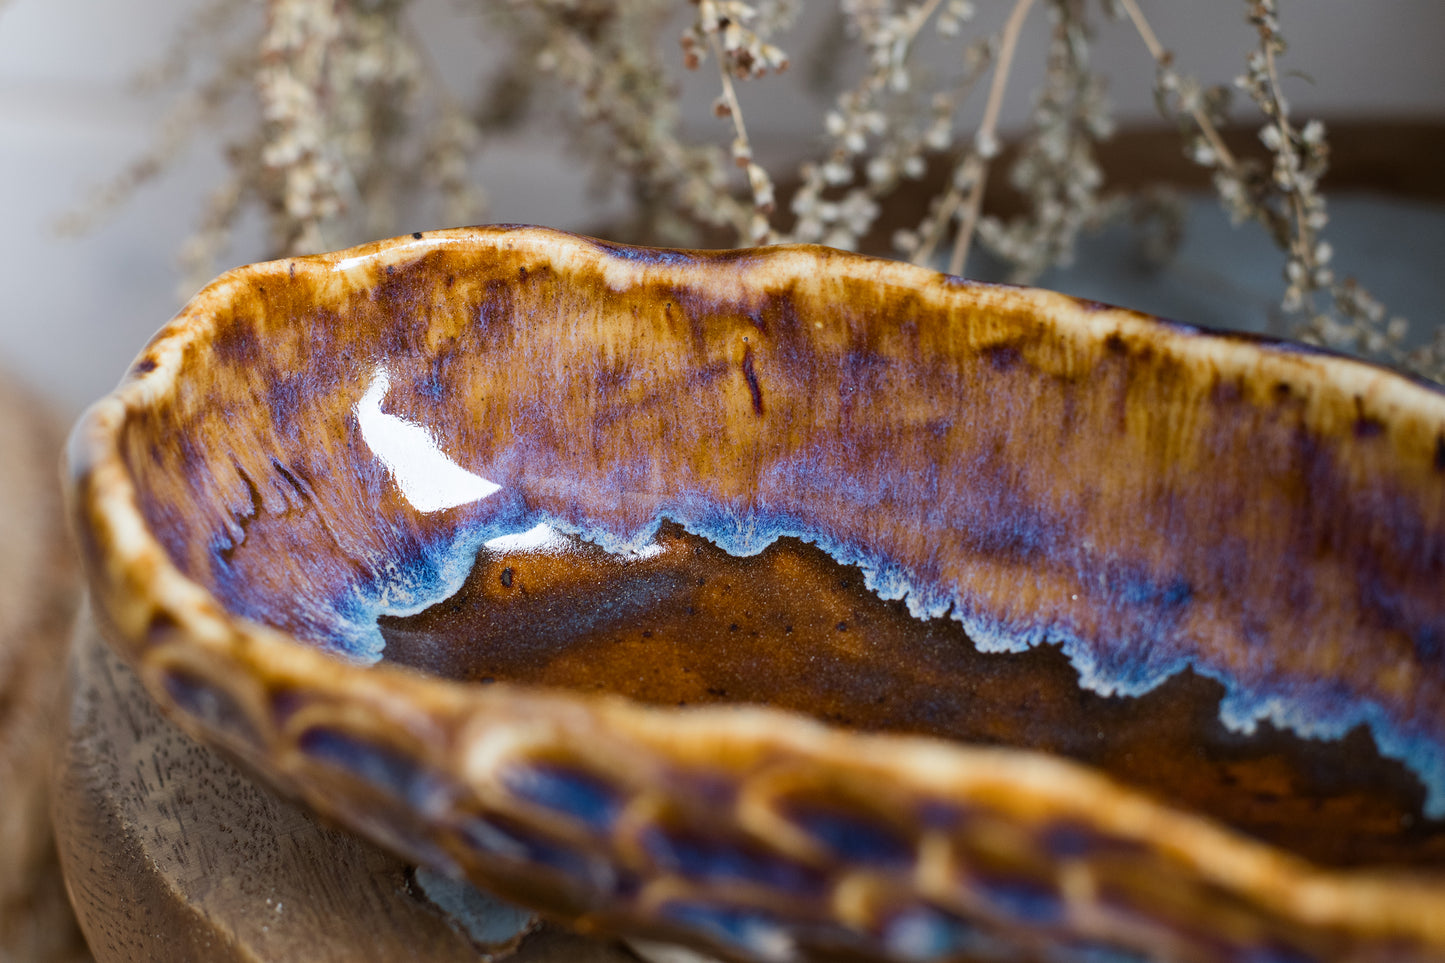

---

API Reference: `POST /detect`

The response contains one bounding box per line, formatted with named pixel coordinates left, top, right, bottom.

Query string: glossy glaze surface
left=122, top=236, right=1445, bottom=809
left=67, top=227, right=1445, bottom=962
left=382, top=522, right=1444, bottom=871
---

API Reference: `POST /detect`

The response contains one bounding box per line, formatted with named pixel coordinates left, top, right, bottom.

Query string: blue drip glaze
left=659, top=902, right=791, bottom=958
left=320, top=489, right=541, bottom=661
left=1241, top=944, right=1320, bottom=963
left=458, top=813, right=614, bottom=891
left=882, top=907, right=997, bottom=962
left=592, top=241, right=698, bottom=267
left=160, top=669, right=259, bottom=746
left=499, top=763, right=623, bottom=833
left=315, top=485, right=1445, bottom=818
left=783, top=803, right=913, bottom=868
left=298, top=727, right=449, bottom=813
left=640, top=826, right=823, bottom=892
left=972, top=873, right=1065, bottom=926
left=1046, top=942, right=1152, bottom=963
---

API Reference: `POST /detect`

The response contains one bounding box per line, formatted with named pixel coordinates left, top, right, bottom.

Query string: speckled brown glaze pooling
left=66, top=226, right=1445, bottom=963
left=379, top=522, right=1445, bottom=872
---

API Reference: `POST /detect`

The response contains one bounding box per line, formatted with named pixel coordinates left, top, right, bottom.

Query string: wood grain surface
left=0, top=376, right=87, bottom=963
left=51, top=609, right=643, bottom=963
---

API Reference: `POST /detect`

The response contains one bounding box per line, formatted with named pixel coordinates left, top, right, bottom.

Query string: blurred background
left=2, top=0, right=1444, bottom=415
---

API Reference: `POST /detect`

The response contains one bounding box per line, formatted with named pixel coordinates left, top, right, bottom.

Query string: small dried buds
left=1116, top=0, right=1434, bottom=379
left=977, top=0, right=1112, bottom=282
left=799, top=0, right=994, bottom=255
left=685, top=0, right=794, bottom=241
left=1229, top=0, right=1421, bottom=370
left=77, top=0, right=1440, bottom=383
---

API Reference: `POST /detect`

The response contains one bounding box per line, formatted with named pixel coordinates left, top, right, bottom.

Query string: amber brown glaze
left=66, top=227, right=1445, bottom=963
left=380, top=522, right=1445, bottom=871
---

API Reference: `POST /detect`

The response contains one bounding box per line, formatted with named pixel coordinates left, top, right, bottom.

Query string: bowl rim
left=64, top=225, right=1445, bottom=954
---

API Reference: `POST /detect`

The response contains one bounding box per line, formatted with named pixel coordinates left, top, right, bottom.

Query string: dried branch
left=975, top=0, right=1113, bottom=283
left=60, top=0, right=1440, bottom=381
left=948, top=0, right=1035, bottom=276
left=695, top=0, right=783, bottom=243
left=1116, top=0, right=1237, bottom=172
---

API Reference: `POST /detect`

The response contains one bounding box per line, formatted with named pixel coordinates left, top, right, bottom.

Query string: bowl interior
left=379, top=520, right=1443, bottom=870
left=116, top=230, right=1445, bottom=873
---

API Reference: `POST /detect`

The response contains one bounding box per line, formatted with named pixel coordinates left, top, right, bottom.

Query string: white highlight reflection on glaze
left=484, top=521, right=667, bottom=560
left=630, top=542, right=666, bottom=560
left=485, top=522, right=565, bottom=553
left=333, top=236, right=430, bottom=272
left=356, top=367, right=500, bottom=513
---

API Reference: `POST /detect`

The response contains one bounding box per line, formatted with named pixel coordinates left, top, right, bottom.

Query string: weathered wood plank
left=0, top=377, right=87, bottom=963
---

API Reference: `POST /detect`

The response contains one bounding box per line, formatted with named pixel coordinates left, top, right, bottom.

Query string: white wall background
left=2, top=0, right=1443, bottom=414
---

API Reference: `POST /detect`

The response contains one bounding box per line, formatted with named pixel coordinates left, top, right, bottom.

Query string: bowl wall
left=67, top=227, right=1445, bottom=962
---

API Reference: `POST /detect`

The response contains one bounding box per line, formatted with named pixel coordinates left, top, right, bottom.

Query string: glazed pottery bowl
left=67, top=226, right=1445, bottom=962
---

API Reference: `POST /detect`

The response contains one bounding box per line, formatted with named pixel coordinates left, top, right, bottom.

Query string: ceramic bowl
left=66, top=226, right=1445, bottom=962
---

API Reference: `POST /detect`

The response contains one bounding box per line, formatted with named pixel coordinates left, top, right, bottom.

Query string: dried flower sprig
left=512, top=0, right=754, bottom=245
left=63, top=0, right=1441, bottom=383
left=795, top=1, right=985, bottom=253
left=684, top=0, right=794, bottom=243
left=1115, top=0, right=1440, bottom=382
left=975, top=0, right=1112, bottom=282
left=62, top=0, right=438, bottom=293
left=896, top=40, right=994, bottom=266
left=942, top=0, right=1036, bottom=276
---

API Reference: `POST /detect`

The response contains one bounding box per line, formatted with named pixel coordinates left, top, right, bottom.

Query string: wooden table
left=0, top=377, right=88, bottom=963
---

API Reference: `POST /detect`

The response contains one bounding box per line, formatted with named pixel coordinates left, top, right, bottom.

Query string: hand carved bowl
left=67, top=226, right=1445, bottom=963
